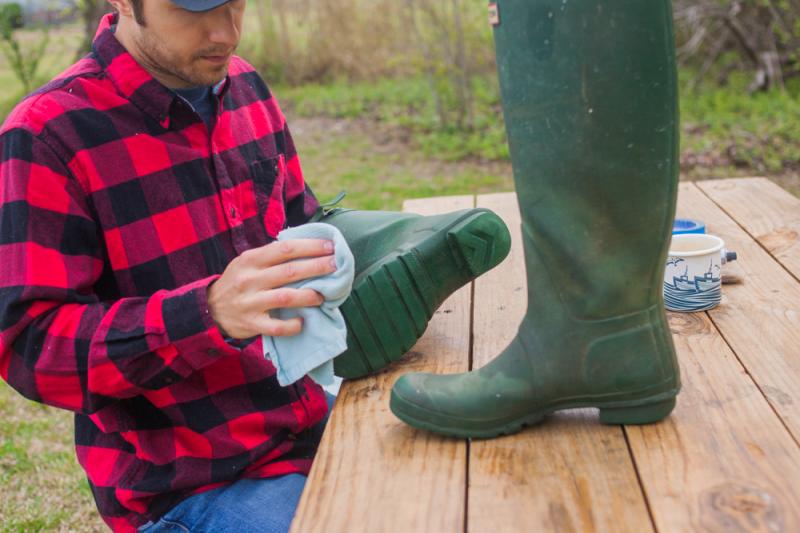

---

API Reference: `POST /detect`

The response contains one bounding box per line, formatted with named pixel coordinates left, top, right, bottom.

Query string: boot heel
left=447, top=211, right=511, bottom=277
left=599, top=398, right=676, bottom=425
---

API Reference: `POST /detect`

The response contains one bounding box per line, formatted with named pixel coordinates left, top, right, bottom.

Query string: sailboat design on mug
left=694, top=259, right=721, bottom=292
left=672, top=265, right=697, bottom=292
left=663, top=234, right=726, bottom=312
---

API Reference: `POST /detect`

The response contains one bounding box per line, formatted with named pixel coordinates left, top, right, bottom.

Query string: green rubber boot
left=315, top=202, right=511, bottom=378
left=390, top=0, right=682, bottom=438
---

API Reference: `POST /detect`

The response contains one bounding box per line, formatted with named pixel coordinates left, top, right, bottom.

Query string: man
left=0, top=0, right=336, bottom=530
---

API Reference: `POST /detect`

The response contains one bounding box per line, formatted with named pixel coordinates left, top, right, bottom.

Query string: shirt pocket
left=250, top=154, right=287, bottom=239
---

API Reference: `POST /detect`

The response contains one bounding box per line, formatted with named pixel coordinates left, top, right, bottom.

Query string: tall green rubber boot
left=315, top=203, right=511, bottom=378
left=390, top=0, right=682, bottom=438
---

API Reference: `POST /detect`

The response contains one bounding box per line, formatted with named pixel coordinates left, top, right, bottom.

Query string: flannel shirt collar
left=92, top=13, right=230, bottom=128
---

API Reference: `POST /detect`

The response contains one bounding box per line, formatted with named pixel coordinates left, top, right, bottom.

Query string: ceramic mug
left=663, top=234, right=725, bottom=312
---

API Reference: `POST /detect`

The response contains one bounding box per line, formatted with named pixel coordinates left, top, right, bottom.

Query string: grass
left=0, top=387, right=104, bottom=532
left=277, top=69, right=800, bottom=190
left=291, top=116, right=512, bottom=210
left=680, top=72, right=800, bottom=180
left=280, top=75, right=511, bottom=162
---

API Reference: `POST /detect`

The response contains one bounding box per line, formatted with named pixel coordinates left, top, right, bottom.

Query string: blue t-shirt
left=174, top=85, right=215, bottom=128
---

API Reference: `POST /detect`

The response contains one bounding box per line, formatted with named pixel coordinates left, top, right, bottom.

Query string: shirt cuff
left=160, top=275, right=240, bottom=370
left=224, top=335, right=257, bottom=349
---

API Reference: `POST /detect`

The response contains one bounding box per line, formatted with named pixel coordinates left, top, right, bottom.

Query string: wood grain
left=290, top=196, right=473, bottom=533
left=679, top=181, right=800, bottom=440
left=293, top=182, right=800, bottom=533
left=467, top=193, right=654, bottom=533
left=697, top=177, right=800, bottom=280
left=625, top=182, right=800, bottom=533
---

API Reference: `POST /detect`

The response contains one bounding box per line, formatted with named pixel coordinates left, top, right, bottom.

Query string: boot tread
left=334, top=210, right=511, bottom=379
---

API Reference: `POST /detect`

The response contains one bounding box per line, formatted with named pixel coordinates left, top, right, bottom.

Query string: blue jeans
left=139, top=393, right=335, bottom=533
left=138, top=474, right=309, bottom=533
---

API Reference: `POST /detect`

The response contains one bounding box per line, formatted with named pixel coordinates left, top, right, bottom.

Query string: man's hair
left=130, top=0, right=146, bottom=25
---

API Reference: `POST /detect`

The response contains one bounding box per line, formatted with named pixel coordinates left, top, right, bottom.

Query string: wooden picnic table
left=291, top=177, right=800, bottom=533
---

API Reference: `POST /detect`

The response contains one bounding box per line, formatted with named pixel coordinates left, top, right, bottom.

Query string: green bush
left=0, top=3, right=50, bottom=94
left=0, top=3, right=23, bottom=36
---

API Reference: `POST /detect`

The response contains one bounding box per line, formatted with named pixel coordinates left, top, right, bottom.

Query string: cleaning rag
left=262, top=223, right=354, bottom=395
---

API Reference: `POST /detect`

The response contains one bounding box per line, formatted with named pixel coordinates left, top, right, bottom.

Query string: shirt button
left=230, top=207, right=238, bottom=218
left=208, top=348, right=220, bottom=356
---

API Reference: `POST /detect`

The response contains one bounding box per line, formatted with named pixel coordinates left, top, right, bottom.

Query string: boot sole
left=334, top=211, right=510, bottom=379
left=390, top=389, right=678, bottom=439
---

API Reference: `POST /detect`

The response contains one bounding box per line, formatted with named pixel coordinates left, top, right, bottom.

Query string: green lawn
left=0, top=389, right=103, bottom=532
left=277, top=71, right=800, bottom=192
left=288, top=116, right=513, bottom=211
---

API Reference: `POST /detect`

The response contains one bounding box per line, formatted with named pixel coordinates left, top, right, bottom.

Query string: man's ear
left=107, top=0, right=133, bottom=19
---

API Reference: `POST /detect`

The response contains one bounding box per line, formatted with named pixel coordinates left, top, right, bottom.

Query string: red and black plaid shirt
left=0, top=14, right=328, bottom=532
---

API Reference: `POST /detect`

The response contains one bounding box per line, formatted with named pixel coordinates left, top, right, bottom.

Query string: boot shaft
left=492, top=0, right=679, bottom=319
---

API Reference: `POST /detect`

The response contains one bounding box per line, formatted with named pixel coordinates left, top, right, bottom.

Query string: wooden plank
left=697, top=177, right=800, bottom=280
left=626, top=182, right=800, bottom=532
left=291, top=196, right=473, bottom=533
left=468, top=193, right=654, bottom=532
left=682, top=180, right=800, bottom=440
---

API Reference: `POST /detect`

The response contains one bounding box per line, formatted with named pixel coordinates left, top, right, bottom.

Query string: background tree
left=675, top=0, right=800, bottom=91
left=0, top=2, right=50, bottom=93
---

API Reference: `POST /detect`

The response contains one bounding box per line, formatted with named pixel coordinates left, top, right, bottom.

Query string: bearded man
left=0, top=1, right=337, bottom=531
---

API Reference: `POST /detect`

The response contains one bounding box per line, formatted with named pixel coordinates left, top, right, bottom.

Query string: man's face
left=124, top=0, right=245, bottom=88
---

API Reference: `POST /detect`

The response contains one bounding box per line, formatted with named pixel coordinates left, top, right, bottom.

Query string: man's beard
left=133, top=31, right=232, bottom=88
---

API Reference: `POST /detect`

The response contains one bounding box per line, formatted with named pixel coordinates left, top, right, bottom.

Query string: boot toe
left=390, top=366, right=548, bottom=438
left=390, top=371, right=503, bottom=437
left=390, top=372, right=452, bottom=430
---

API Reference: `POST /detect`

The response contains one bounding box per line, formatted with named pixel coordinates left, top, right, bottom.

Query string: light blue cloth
left=262, top=223, right=354, bottom=395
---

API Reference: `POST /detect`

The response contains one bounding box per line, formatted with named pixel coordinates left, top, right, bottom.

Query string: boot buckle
left=311, top=190, right=347, bottom=222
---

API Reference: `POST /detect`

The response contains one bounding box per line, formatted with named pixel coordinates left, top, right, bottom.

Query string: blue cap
left=170, top=0, right=231, bottom=12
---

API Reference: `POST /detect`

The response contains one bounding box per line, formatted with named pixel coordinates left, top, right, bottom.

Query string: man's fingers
left=254, top=288, right=324, bottom=311
left=242, top=239, right=333, bottom=268
left=255, top=256, right=336, bottom=290
left=256, top=315, right=304, bottom=337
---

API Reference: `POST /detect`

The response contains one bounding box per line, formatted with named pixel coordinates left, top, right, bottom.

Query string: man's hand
left=207, top=239, right=336, bottom=339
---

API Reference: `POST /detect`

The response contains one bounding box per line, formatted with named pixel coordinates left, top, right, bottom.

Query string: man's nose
left=206, top=7, right=240, bottom=47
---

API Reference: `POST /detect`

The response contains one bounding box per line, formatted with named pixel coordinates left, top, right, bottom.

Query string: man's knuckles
left=268, top=289, right=293, bottom=307
left=261, top=288, right=321, bottom=309
left=260, top=318, right=302, bottom=337
left=232, top=271, right=257, bottom=293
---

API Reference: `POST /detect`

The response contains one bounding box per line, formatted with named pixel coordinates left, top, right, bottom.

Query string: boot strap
left=310, top=190, right=348, bottom=222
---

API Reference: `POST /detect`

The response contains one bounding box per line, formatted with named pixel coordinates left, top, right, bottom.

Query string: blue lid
left=672, top=218, right=705, bottom=235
